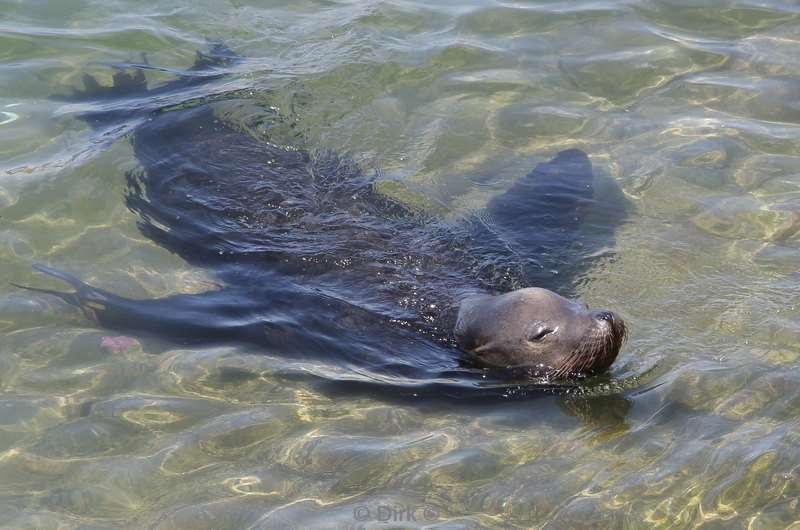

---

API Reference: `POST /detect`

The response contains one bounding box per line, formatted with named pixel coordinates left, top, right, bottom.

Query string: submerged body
left=24, top=48, right=627, bottom=388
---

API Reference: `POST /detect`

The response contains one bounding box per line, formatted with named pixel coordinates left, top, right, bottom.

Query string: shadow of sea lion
left=27, top=45, right=629, bottom=402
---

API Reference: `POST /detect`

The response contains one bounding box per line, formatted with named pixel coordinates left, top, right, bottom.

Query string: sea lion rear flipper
left=57, top=41, right=240, bottom=129
left=66, top=66, right=149, bottom=102
left=187, top=41, right=240, bottom=73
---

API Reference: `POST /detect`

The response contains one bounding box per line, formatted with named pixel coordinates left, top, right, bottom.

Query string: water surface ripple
left=2, top=0, right=800, bottom=528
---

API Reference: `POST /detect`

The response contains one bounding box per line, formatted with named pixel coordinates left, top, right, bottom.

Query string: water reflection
left=3, top=0, right=800, bottom=527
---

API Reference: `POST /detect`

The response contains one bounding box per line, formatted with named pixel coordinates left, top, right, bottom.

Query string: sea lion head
left=454, top=288, right=626, bottom=378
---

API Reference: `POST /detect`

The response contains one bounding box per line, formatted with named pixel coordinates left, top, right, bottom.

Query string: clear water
left=2, top=0, right=800, bottom=528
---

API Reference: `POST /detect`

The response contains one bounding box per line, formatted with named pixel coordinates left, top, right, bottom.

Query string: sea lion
left=18, top=45, right=628, bottom=386
left=455, top=288, right=625, bottom=377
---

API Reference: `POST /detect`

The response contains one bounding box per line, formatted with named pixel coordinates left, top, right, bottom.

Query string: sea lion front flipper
left=14, top=263, right=235, bottom=345
left=11, top=263, right=174, bottom=332
left=12, top=264, right=382, bottom=359
left=487, top=148, right=594, bottom=235
left=13, top=264, right=318, bottom=351
left=11, top=263, right=113, bottom=313
left=14, top=263, right=242, bottom=342
left=464, top=149, right=596, bottom=293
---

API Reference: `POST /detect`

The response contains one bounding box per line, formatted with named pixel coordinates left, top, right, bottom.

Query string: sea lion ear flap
left=454, top=294, right=492, bottom=352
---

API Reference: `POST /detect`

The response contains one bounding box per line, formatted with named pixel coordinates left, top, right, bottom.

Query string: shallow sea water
left=2, top=0, right=800, bottom=528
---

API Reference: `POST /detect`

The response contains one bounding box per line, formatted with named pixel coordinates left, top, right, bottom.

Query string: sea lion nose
left=595, top=310, right=614, bottom=323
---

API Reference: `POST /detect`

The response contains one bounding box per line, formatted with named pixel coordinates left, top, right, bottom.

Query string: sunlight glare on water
left=2, top=0, right=800, bottom=528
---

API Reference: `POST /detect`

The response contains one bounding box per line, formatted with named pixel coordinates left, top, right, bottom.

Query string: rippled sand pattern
left=3, top=0, right=800, bottom=528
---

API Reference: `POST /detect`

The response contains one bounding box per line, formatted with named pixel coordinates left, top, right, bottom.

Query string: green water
left=2, top=0, right=800, bottom=528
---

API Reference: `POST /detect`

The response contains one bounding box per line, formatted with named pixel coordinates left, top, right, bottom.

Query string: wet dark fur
left=25, top=46, right=628, bottom=397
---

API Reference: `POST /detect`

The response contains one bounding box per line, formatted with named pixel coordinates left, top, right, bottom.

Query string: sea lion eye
left=529, top=327, right=554, bottom=341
